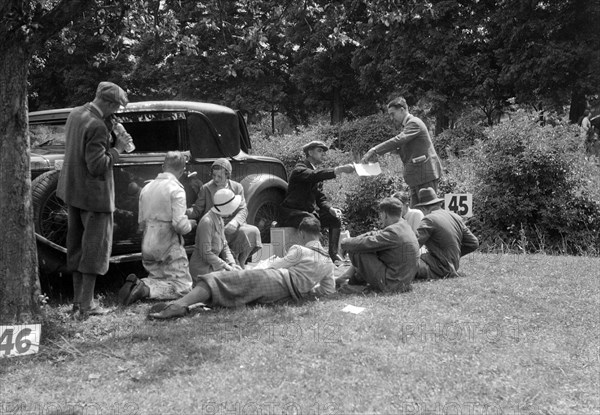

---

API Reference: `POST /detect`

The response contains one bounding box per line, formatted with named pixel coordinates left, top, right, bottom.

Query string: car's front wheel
left=31, top=170, right=69, bottom=279
left=32, top=170, right=68, bottom=248
left=247, top=189, right=283, bottom=243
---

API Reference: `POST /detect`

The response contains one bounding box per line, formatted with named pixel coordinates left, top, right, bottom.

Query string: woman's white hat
left=211, top=188, right=242, bottom=216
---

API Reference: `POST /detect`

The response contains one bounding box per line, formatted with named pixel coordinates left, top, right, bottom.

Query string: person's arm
left=85, top=123, right=120, bottom=176
left=219, top=241, right=237, bottom=267
left=186, top=185, right=208, bottom=220
left=416, top=217, right=434, bottom=248
left=341, top=228, right=398, bottom=253
left=267, top=245, right=303, bottom=269
left=171, top=186, right=192, bottom=235
left=197, top=219, right=229, bottom=270
left=138, top=187, right=146, bottom=232
left=312, top=268, right=336, bottom=297
left=227, top=185, right=248, bottom=230
left=290, top=163, right=336, bottom=183
left=460, top=225, right=479, bottom=257
left=362, top=120, right=422, bottom=162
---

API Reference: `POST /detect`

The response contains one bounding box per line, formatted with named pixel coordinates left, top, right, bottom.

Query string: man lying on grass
left=148, top=216, right=335, bottom=319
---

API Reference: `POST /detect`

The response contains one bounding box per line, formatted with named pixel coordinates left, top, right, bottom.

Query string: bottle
left=114, top=123, right=135, bottom=153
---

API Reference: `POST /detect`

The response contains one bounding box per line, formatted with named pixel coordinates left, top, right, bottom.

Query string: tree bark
left=0, top=42, right=41, bottom=324
left=331, top=86, right=344, bottom=125
left=568, top=89, right=587, bottom=124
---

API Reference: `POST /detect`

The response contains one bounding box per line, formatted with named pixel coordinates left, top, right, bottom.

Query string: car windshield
left=30, top=124, right=66, bottom=148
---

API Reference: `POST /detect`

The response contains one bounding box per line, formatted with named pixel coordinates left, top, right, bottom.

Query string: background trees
left=26, top=0, right=600, bottom=128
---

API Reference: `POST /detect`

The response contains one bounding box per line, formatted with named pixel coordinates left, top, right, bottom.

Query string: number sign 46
left=444, top=193, right=473, bottom=217
left=0, top=324, right=41, bottom=358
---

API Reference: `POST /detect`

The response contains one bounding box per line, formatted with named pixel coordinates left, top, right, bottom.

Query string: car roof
left=28, top=101, right=237, bottom=124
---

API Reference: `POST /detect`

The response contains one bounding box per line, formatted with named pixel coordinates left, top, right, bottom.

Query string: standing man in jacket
left=361, top=97, right=443, bottom=207
left=57, top=81, right=131, bottom=319
left=278, top=140, right=355, bottom=263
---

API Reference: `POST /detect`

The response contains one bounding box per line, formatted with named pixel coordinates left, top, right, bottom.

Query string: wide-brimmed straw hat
left=413, top=187, right=444, bottom=207
left=211, top=188, right=242, bottom=216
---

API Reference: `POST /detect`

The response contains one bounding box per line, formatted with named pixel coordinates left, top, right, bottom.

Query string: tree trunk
left=331, top=86, right=344, bottom=125
left=0, top=42, right=41, bottom=324
left=568, top=89, right=587, bottom=124
left=434, top=112, right=450, bottom=136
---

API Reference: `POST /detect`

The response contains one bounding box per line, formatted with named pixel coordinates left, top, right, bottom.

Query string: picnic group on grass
left=58, top=82, right=479, bottom=321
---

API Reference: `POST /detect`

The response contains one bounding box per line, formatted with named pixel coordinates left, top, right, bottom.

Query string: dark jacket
left=372, top=114, right=443, bottom=187
left=342, top=220, right=420, bottom=289
left=281, top=159, right=336, bottom=213
left=417, top=208, right=479, bottom=278
left=57, top=103, right=120, bottom=212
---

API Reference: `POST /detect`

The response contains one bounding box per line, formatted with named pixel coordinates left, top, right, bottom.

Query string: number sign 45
left=444, top=193, right=473, bottom=217
left=0, top=324, right=41, bottom=358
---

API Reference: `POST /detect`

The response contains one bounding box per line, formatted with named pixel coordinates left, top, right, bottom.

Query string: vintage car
left=30, top=101, right=287, bottom=278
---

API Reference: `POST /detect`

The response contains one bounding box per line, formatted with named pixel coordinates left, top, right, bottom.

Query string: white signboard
left=444, top=193, right=473, bottom=217
left=0, top=324, right=41, bottom=358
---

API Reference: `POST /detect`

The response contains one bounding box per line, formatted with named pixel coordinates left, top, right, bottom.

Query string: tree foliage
left=26, top=0, right=600, bottom=127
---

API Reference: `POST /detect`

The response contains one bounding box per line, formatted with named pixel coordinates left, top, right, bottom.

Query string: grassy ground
left=1, top=253, right=598, bottom=415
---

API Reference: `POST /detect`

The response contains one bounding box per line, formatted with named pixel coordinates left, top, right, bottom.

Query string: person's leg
left=318, top=208, right=343, bottom=262
left=148, top=281, right=212, bottom=319
left=66, top=205, right=84, bottom=313
left=173, top=280, right=212, bottom=307
left=416, top=258, right=431, bottom=280
left=72, top=271, right=83, bottom=314
left=77, top=211, right=113, bottom=316
left=278, top=206, right=313, bottom=228
left=347, top=251, right=387, bottom=291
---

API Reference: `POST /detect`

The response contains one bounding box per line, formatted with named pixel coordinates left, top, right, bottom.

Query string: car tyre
left=247, top=189, right=283, bottom=243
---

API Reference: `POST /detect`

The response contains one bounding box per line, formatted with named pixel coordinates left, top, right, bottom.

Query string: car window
left=30, top=124, right=66, bottom=148
left=115, top=112, right=186, bottom=153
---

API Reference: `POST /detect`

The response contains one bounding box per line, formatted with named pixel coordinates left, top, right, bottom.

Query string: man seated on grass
left=336, top=197, right=420, bottom=293
left=414, top=188, right=479, bottom=279
left=148, top=216, right=335, bottom=319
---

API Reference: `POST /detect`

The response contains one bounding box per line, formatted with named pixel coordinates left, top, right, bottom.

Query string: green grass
left=1, top=253, right=598, bottom=415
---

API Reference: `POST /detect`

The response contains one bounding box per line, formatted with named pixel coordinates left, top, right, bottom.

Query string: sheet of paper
left=353, top=162, right=381, bottom=176
left=342, top=304, right=366, bottom=314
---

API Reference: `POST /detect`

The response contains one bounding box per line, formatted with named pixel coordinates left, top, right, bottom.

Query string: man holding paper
left=279, top=140, right=355, bottom=263
left=361, top=97, right=443, bottom=207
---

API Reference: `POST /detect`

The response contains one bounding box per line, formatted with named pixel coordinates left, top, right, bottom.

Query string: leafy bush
left=250, top=124, right=331, bottom=173
left=320, top=113, right=397, bottom=155
left=334, top=157, right=405, bottom=235
left=433, top=123, right=487, bottom=158
left=471, top=110, right=600, bottom=254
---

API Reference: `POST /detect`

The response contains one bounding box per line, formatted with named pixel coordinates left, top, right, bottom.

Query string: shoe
left=118, top=274, right=148, bottom=306
left=75, top=304, right=111, bottom=321
left=147, top=303, right=189, bottom=320
left=70, top=303, right=80, bottom=315
left=87, top=304, right=111, bottom=315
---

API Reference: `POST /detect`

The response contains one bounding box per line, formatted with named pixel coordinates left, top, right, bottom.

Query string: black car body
left=30, top=101, right=287, bottom=276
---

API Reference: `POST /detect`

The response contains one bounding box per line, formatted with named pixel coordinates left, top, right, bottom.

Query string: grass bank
left=1, top=253, right=598, bottom=414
